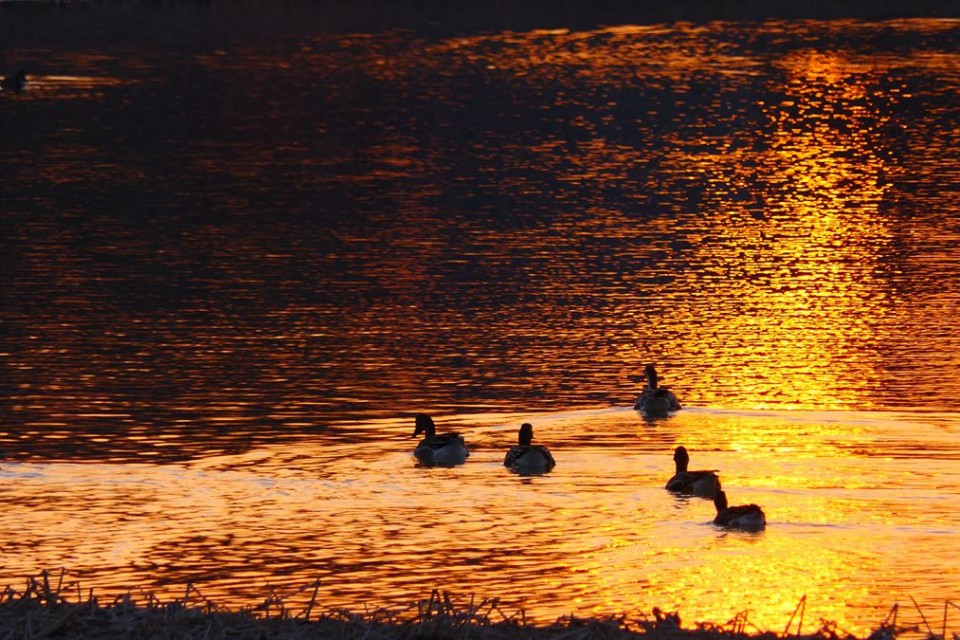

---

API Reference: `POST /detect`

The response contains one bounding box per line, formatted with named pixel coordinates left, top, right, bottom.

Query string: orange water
left=3, top=408, right=959, bottom=634
left=2, top=14, right=960, bottom=636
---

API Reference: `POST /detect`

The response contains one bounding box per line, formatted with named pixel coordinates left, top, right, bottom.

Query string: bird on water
left=635, top=363, right=681, bottom=417
left=1, top=70, right=28, bottom=94
left=412, top=414, right=468, bottom=467
left=713, top=490, right=766, bottom=530
left=665, top=445, right=720, bottom=498
left=504, top=423, right=556, bottom=475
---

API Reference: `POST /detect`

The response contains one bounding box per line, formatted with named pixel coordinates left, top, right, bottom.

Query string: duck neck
left=518, top=424, right=534, bottom=446
left=645, top=366, right=659, bottom=390
left=415, top=415, right=436, bottom=437
left=714, top=492, right=728, bottom=512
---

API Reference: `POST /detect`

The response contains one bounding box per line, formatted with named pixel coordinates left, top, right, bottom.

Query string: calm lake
left=2, top=6, right=959, bottom=636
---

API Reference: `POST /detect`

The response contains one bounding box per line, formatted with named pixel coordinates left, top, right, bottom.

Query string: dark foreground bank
left=0, top=572, right=934, bottom=640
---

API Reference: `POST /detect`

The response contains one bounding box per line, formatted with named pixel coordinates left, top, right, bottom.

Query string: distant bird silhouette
left=412, top=414, right=468, bottom=467
left=1, top=70, right=28, bottom=94
left=634, top=364, right=681, bottom=417
left=504, top=423, right=556, bottom=475
left=713, top=490, right=766, bottom=530
left=665, top=446, right=720, bottom=498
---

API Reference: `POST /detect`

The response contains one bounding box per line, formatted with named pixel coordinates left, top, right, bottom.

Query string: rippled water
left=3, top=408, right=959, bottom=634
left=2, top=11, right=960, bottom=636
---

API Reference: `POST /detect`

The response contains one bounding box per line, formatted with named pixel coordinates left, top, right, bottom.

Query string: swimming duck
left=665, top=445, right=720, bottom=498
left=713, top=490, right=766, bottom=530
left=634, top=364, right=681, bottom=417
left=504, top=423, right=556, bottom=475
left=1, top=70, right=27, bottom=94
left=412, top=414, right=468, bottom=467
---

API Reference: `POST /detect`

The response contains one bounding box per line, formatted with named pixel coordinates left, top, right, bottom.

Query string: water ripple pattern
left=2, top=15, right=960, bottom=637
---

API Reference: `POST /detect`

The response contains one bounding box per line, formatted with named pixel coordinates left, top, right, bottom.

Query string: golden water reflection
left=688, top=47, right=896, bottom=409
left=7, top=20, right=960, bottom=425
left=3, top=409, right=959, bottom=635
left=3, top=17, right=960, bottom=636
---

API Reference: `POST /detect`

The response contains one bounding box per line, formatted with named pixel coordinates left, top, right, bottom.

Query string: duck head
left=518, top=423, right=534, bottom=446
left=412, top=414, right=436, bottom=438
left=673, top=445, right=690, bottom=472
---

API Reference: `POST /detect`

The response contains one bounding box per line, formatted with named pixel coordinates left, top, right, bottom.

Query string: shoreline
left=0, top=572, right=944, bottom=640
left=2, top=0, right=960, bottom=51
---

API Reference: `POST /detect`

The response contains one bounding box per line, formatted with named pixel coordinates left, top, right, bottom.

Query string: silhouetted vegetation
left=2, top=571, right=954, bottom=640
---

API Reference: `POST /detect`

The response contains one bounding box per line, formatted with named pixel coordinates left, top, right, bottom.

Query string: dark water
left=4, top=16, right=960, bottom=461
left=1, top=9, right=960, bottom=633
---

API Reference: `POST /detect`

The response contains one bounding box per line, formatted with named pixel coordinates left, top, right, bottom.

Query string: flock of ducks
left=0, top=68, right=762, bottom=529
left=411, top=364, right=766, bottom=531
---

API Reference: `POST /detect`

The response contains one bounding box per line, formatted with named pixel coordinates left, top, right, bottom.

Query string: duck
left=665, top=445, right=720, bottom=498
left=634, top=364, right=681, bottom=417
left=504, top=423, right=556, bottom=475
left=713, top=490, right=766, bottom=530
left=412, top=414, right=468, bottom=467
left=1, top=70, right=28, bottom=94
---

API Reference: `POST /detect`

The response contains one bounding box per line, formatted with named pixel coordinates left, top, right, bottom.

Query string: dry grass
left=0, top=571, right=955, bottom=640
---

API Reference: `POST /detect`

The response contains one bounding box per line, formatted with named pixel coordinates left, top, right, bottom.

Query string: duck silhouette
left=1, top=70, right=28, bottom=94
left=635, top=364, right=681, bottom=417
left=412, top=414, right=468, bottom=467
left=665, top=446, right=720, bottom=498
left=504, top=423, right=556, bottom=475
left=713, top=490, right=766, bottom=530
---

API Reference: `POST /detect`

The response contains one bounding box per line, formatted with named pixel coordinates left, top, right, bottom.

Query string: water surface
left=2, top=13, right=960, bottom=636
left=3, top=408, right=959, bottom=635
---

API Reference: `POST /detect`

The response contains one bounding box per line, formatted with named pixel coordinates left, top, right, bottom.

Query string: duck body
left=665, top=445, right=720, bottom=498
left=504, top=423, right=555, bottom=475
left=666, top=470, right=720, bottom=497
left=636, top=391, right=680, bottom=417
left=504, top=446, right=555, bottom=474
left=634, top=364, right=681, bottom=417
left=412, top=414, right=468, bottom=467
left=2, top=70, right=27, bottom=94
left=713, top=490, right=766, bottom=530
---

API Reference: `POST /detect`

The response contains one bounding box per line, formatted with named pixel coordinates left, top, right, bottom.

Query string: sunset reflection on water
left=3, top=409, right=959, bottom=634
left=2, top=15, right=960, bottom=638
left=691, top=48, right=896, bottom=410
